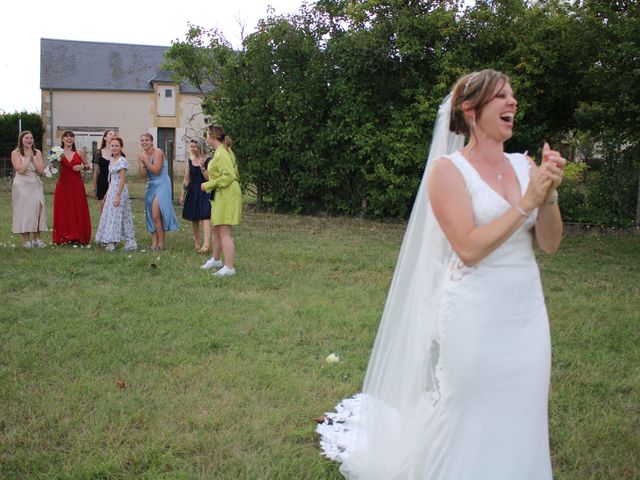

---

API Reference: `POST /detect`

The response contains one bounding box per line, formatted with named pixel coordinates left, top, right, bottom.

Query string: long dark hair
left=15, top=130, right=36, bottom=157
left=60, top=130, right=77, bottom=151
left=99, top=129, right=117, bottom=149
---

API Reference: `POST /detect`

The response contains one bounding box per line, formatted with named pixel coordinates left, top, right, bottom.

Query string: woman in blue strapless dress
left=137, top=132, right=178, bottom=250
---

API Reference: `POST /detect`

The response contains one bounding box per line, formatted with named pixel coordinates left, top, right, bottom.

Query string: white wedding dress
left=318, top=150, right=553, bottom=480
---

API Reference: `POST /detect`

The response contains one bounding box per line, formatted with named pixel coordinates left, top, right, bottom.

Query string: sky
left=0, top=0, right=306, bottom=113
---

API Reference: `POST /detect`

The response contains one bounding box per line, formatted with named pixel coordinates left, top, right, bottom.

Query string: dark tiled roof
left=40, top=38, right=200, bottom=94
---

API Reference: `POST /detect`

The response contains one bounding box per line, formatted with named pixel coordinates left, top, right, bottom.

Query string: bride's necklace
left=485, top=155, right=508, bottom=181
left=467, top=149, right=508, bottom=181
left=495, top=159, right=506, bottom=181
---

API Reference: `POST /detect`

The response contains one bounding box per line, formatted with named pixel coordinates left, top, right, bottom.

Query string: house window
left=165, top=89, right=172, bottom=98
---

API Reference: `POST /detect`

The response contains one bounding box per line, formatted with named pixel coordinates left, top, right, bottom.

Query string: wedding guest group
left=9, top=127, right=242, bottom=279
left=10, top=130, right=47, bottom=248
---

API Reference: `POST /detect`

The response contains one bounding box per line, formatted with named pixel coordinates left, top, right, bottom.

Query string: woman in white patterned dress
left=95, top=137, right=136, bottom=251
left=318, top=69, right=566, bottom=479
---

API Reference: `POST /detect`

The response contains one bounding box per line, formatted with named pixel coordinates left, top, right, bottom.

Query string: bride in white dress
left=317, top=69, right=567, bottom=479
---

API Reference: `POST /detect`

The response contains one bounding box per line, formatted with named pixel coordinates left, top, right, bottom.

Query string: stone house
left=40, top=38, right=207, bottom=174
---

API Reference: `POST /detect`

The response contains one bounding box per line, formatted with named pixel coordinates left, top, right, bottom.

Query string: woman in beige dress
left=11, top=130, right=48, bottom=248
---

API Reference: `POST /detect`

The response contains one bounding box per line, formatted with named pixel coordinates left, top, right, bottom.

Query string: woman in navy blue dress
left=180, top=138, right=212, bottom=252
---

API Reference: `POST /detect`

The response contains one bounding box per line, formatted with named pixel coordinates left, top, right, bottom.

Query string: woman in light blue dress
left=137, top=132, right=178, bottom=250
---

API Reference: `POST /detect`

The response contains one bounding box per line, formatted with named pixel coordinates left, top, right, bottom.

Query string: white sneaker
left=201, top=258, right=223, bottom=270
left=214, top=266, right=236, bottom=277
left=33, top=239, right=46, bottom=248
left=124, top=240, right=137, bottom=251
left=105, top=243, right=116, bottom=252
left=23, top=241, right=33, bottom=248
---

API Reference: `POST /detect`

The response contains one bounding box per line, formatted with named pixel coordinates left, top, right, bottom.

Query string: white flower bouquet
left=44, top=146, right=63, bottom=178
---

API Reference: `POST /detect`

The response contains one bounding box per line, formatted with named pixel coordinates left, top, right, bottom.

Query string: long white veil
left=318, top=94, right=465, bottom=479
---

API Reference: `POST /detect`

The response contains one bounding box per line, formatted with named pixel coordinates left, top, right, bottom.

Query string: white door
left=158, top=86, right=176, bottom=117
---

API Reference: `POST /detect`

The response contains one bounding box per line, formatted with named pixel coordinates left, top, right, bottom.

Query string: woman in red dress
left=52, top=130, right=92, bottom=245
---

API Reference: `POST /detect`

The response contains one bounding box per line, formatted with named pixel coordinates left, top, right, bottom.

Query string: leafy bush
left=165, top=0, right=639, bottom=225
left=0, top=112, right=44, bottom=176
left=583, top=140, right=638, bottom=227
left=559, top=162, right=589, bottom=223
left=0, top=112, right=44, bottom=155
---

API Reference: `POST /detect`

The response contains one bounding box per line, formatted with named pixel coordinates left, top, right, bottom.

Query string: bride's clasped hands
left=521, top=142, right=567, bottom=215
left=539, top=141, right=567, bottom=196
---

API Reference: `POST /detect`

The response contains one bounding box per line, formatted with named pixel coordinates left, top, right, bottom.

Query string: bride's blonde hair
left=450, top=69, right=509, bottom=136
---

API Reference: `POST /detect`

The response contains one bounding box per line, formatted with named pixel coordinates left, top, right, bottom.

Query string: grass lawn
left=1, top=176, right=638, bottom=479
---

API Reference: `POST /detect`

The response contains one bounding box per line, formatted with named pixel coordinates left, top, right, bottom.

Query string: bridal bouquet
left=44, top=146, right=63, bottom=178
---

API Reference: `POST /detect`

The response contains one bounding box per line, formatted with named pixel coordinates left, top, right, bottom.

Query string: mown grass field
left=1, top=176, right=638, bottom=479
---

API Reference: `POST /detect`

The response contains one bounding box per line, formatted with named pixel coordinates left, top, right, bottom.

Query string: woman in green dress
left=200, top=125, right=242, bottom=277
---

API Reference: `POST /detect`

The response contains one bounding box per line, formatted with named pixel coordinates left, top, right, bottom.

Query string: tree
left=312, top=0, right=463, bottom=216
left=573, top=0, right=640, bottom=226
left=1, top=112, right=44, bottom=175
left=164, top=0, right=639, bottom=224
